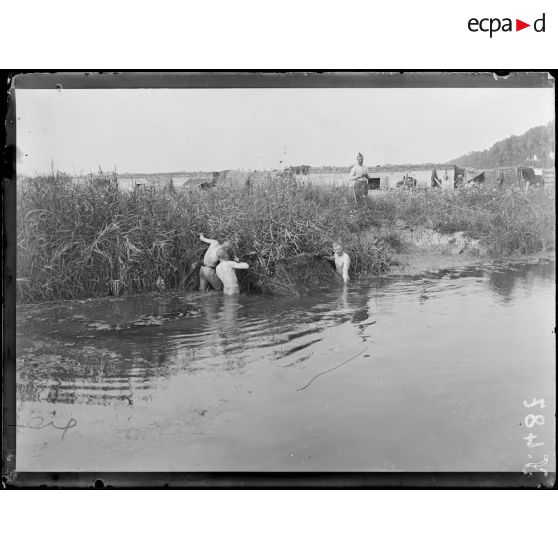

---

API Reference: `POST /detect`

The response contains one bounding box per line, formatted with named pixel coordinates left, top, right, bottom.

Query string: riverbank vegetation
left=16, top=172, right=394, bottom=301
left=17, top=172, right=555, bottom=301
left=385, top=184, right=555, bottom=254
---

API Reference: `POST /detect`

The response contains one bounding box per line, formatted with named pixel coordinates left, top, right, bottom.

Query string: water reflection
left=17, top=345, right=170, bottom=406
left=16, top=258, right=555, bottom=410
left=486, top=260, right=555, bottom=303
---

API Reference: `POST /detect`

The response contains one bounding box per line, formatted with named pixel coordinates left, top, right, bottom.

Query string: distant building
left=367, top=164, right=466, bottom=191
left=482, top=167, right=546, bottom=189
left=309, top=163, right=551, bottom=192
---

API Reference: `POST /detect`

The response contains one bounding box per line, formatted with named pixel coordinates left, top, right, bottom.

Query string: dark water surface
left=16, top=258, right=555, bottom=472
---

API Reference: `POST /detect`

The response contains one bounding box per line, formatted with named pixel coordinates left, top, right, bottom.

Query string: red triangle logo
left=516, top=19, right=530, bottom=31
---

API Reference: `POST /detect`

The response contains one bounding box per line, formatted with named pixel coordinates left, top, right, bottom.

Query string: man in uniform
left=348, top=152, right=369, bottom=204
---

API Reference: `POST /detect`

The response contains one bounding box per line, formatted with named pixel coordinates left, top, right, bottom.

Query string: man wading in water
left=215, top=247, right=249, bottom=295
left=349, top=152, right=369, bottom=204
left=321, top=241, right=351, bottom=283
left=198, top=233, right=233, bottom=292
left=332, top=242, right=350, bottom=282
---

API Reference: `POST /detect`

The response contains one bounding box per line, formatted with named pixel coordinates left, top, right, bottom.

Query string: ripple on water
left=16, top=258, right=555, bottom=409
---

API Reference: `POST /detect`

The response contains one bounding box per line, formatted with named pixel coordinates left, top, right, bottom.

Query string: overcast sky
left=16, top=87, right=554, bottom=175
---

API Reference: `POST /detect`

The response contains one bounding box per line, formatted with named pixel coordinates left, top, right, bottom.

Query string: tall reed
left=389, top=185, right=555, bottom=253
left=16, top=172, right=394, bottom=301
left=17, top=172, right=554, bottom=302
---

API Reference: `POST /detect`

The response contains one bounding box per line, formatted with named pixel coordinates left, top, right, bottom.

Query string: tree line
left=448, top=120, right=555, bottom=169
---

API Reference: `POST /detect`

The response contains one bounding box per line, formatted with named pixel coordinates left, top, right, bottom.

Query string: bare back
left=203, top=240, right=220, bottom=267
left=216, top=260, right=249, bottom=295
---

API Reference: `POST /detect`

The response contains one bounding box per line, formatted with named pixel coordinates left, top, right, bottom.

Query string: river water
left=16, top=257, right=555, bottom=472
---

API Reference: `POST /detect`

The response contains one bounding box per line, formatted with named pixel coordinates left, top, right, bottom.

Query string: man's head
left=357, top=153, right=364, bottom=165
left=332, top=242, right=343, bottom=256
left=216, top=247, right=230, bottom=261
left=221, top=240, right=232, bottom=251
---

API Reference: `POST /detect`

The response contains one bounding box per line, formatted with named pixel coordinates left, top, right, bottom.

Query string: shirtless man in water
left=215, top=247, right=249, bottom=295
left=198, top=233, right=232, bottom=291
left=332, top=242, right=350, bottom=283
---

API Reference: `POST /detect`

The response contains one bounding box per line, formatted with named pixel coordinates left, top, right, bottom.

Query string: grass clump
left=388, top=185, right=555, bottom=254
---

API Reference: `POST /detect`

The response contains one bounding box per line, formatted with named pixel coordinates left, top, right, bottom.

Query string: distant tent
left=181, top=176, right=213, bottom=188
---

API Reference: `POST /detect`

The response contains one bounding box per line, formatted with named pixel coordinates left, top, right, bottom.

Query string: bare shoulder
left=343, top=252, right=351, bottom=264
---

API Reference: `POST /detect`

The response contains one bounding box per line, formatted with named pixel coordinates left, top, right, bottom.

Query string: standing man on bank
left=349, top=152, right=370, bottom=204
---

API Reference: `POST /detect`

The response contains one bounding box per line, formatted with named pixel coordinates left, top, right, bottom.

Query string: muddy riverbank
left=382, top=223, right=500, bottom=276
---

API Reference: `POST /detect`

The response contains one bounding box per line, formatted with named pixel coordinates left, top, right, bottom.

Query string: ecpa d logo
left=468, top=13, right=546, bottom=37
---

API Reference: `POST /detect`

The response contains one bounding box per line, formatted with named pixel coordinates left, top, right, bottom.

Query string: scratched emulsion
left=15, top=258, right=555, bottom=472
